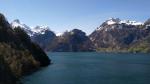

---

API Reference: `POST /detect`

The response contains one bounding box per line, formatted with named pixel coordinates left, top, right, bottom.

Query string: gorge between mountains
left=0, top=13, right=150, bottom=84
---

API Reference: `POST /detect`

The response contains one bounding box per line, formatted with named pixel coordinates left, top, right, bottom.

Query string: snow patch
left=96, top=18, right=144, bottom=31
left=106, top=18, right=121, bottom=25
left=11, top=19, right=51, bottom=36
left=56, top=32, right=63, bottom=36
left=120, top=20, right=143, bottom=25
left=11, top=19, right=33, bottom=36
left=32, top=26, right=50, bottom=35
left=105, top=18, right=143, bottom=26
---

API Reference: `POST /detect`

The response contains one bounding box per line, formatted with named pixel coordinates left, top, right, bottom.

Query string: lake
left=22, top=52, right=150, bottom=84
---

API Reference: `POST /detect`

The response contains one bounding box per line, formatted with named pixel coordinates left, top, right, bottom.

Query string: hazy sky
left=0, top=0, right=150, bottom=34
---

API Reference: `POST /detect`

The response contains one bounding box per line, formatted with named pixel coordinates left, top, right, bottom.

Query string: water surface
left=22, top=52, right=150, bottom=84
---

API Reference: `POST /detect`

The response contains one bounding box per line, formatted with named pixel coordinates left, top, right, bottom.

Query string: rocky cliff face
left=128, top=20, right=150, bottom=53
left=90, top=18, right=150, bottom=52
left=31, top=26, right=57, bottom=51
left=47, top=29, right=94, bottom=52
left=128, top=34, right=150, bottom=53
left=0, top=13, right=51, bottom=84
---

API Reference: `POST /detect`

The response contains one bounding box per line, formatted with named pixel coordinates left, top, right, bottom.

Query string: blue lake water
left=22, top=52, right=150, bottom=84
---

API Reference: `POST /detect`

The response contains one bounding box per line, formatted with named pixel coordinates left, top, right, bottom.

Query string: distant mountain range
left=90, top=18, right=150, bottom=53
left=11, top=18, right=150, bottom=53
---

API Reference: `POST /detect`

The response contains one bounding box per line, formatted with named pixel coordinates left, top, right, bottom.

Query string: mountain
left=11, top=19, right=33, bottom=36
left=128, top=20, right=150, bottom=53
left=90, top=18, right=150, bottom=52
left=11, top=20, right=56, bottom=51
left=11, top=18, right=150, bottom=53
left=47, top=29, right=94, bottom=52
left=31, top=26, right=56, bottom=51
left=0, top=55, right=17, bottom=84
left=128, top=34, right=150, bottom=53
left=144, top=18, right=150, bottom=25
left=11, top=20, right=94, bottom=52
left=0, top=13, right=51, bottom=84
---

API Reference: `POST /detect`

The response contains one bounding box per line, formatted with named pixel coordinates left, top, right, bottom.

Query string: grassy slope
left=128, top=35, right=150, bottom=53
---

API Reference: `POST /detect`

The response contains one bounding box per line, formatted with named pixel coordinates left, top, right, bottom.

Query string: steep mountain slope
left=128, top=21, right=150, bottom=53
left=11, top=20, right=56, bottom=51
left=0, top=55, right=18, bottom=84
left=90, top=18, right=150, bottom=52
left=0, top=13, right=51, bottom=84
left=31, top=26, right=56, bottom=50
left=47, top=29, right=94, bottom=52
left=11, top=19, right=33, bottom=36
left=128, top=35, right=150, bottom=53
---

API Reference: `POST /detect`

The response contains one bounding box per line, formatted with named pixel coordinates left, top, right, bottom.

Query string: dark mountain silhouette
left=47, top=29, right=94, bottom=52
left=0, top=13, right=51, bottom=84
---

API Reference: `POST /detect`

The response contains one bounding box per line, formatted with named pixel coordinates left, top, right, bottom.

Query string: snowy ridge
left=106, top=18, right=143, bottom=26
left=32, top=26, right=50, bottom=35
left=11, top=19, right=31, bottom=30
left=11, top=19, right=51, bottom=36
left=56, top=32, right=63, bottom=36
left=120, top=20, right=143, bottom=25
left=11, top=19, right=33, bottom=36
left=96, top=18, right=144, bottom=31
left=106, top=18, right=121, bottom=25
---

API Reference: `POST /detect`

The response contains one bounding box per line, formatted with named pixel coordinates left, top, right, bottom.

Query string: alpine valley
left=11, top=18, right=150, bottom=53
left=0, top=12, right=150, bottom=84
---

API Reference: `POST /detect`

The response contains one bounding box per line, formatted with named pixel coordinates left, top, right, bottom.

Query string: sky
left=0, top=0, right=150, bottom=34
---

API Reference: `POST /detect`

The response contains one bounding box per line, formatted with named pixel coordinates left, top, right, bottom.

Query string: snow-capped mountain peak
left=106, top=18, right=121, bottom=25
left=105, top=18, right=143, bottom=26
left=32, top=26, right=50, bottom=35
left=11, top=19, right=51, bottom=36
left=97, top=18, right=144, bottom=31
left=56, top=32, right=63, bottom=36
left=120, top=20, right=143, bottom=25
left=11, top=19, right=31, bottom=30
left=11, top=19, right=24, bottom=28
left=11, top=19, right=33, bottom=36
